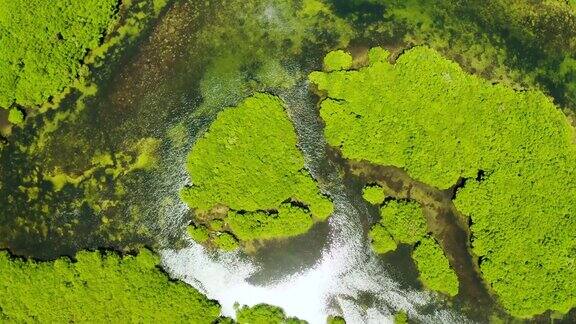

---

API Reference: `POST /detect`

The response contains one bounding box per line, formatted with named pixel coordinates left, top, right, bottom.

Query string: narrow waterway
left=342, top=158, right=498, bottom=319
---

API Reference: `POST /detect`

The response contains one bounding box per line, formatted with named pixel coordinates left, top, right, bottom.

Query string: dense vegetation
left=323, top=50, right=353, bottom=72
left=327, top=315, right=346, bottom=324
left=375, top=200, right=427, bottom=245
left=0, top=0, right=350, bottom=258
left=367, top=199, right=458, bottom=296
left=2, top=0, right=575, bottom=321
left=362, top=184, right=386, bottom=205
left=0, top=249, right=221, bottom=322
left=235, top=304, right=305, bottom=324
left=368, top=223, right=397, bottom=255
left=393, top=311, right=408, bottom=324
left=7, top=108, right=24, bottom=125
left=0, top=0, right=178, bottom=260
left=182, top=94, right=333, bottom=248
left=335, top=0, right=576, bottom=112
left=311, top=46, right=576, bottom=317
left=227, top=204, right=314, bottom=242
left=0, top=0, right=118, bottom=110
left=412, top=236, right=460, bottom=297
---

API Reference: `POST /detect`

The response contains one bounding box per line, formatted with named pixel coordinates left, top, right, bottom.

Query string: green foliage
left=209, top=219, right=225, bottom=231
left=0, top=249, right=221, bottom=322
left=187, top=224, right=210, bottom=243
left=412, top=236, right=459, bottom=297
left=0, top=0, right=117, bottom=109
left=379, top=200, right=427, bottom=245
left=368, top=200, right=427, bottom=254
left=7, top=108, right=24, bottom=125
left=368, top=224, right=397, bottom=254
left=182, top=93, right=333, bottom=245
left=362, top=184, right=386, bottom=205
left=340, top=0, right=576, bottom=111
left=327, top=315, right=346, bottom=324
left=187, top=222, right=243, bottom=251
left=393, top=311, right=408, bottom=324
left=368, top=199, right=454, bottom=297
left=236, top=304, right=306, bottom=324
left=194, top=0, right=354, bottom=116
left=311, top=46, right=576, bottom=317
left=227, top=204, right=314, bottom=241
left=455, top=170, right=576, bottom=316
left=212, top=232, right=240, bottom=251
left=84, top=0, right=170, bottom=68
left=323, top=50, right=353, bottom=72
left=152, top=0, right=168, bottom=14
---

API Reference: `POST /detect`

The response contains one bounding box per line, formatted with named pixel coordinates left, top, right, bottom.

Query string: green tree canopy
left=362, top=184, right=386, bottom=205
left=310, top=46, right=576, bottom=317
left=367, top=198, right=457, bottom=296
left=236, top=304, right=306, bottom=324
left=378, top=200, right=428, bottom=245
left=0, top=0, right=117, bottom=109
left=182, top=93, right=333, bottom=246
left=412, top=236, right=460, bottom=297
left=0, top=249, right=221, bottom=322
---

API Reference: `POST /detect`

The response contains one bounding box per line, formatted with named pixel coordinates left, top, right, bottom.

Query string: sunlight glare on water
left=160, top=196, right=468, bottom=323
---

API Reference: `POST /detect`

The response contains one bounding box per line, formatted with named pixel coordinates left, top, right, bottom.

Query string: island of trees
left=367, top=198, right=459, bottom=297
left=181, top=93, right=333, bottom=250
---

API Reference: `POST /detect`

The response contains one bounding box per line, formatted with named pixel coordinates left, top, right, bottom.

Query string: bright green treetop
left=227, top=203, right=314, bottom=241
left=412, top=236, right=460, bottom=297
left=368, top=199, right=457, bottom=297
left=362, top=184, right=386, bottom=205
left=327, top=315, right=346, bottom=324
left=212, top=232, right=240, bottom=251
left=0, top=0, right=117, bottom=109
left=7, top=108, right=24, bottom=125
left=368, top=200, right=428, bottom=254
left=236, top=304, right=306, bottom=324
left=0, top=249, right=221, bottom=322
left=187, top=224, right=210, bottom=243
left=323, top=50, right=353, bottom=72
left=310, top=46, right=576, bottom=317
left=368, top=223, right=397, bottom=254
left=182, top=93, right=333, bottom=244
left=379, top=200, right=428, bottom=245
left=393, top=311, right=408, bottom=324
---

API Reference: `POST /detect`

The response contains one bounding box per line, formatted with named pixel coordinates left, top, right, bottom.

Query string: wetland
left=1, top=0, right=576, bottom=323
